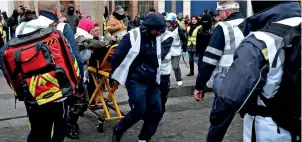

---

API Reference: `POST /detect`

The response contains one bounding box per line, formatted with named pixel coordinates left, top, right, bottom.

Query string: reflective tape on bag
left=74, top=60, right=80, bottom=77
left=29, top=76, right=38, bottom=97
left=36, top=89, right=63, bottom=105
left=42, top=73, right=59, bottom=86
left=261, top=48, right=269, bottom=60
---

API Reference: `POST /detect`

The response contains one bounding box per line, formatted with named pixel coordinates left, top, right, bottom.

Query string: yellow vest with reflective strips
left=0, top=18, right=6, bottom=40
left=187, top=25, right=201, bottom=47
left=103, top=16, right=108, bottom=36
left=177, top=19, right=186, bottom=29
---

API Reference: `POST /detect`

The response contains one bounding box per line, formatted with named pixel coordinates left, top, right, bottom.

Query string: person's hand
left=193, top=56, right=199, bottom=63
left=109, top=74, right=115, bottom=88
left=182, top=52, right=187, bottom=57
left=194, top=89, right=204, bottom=101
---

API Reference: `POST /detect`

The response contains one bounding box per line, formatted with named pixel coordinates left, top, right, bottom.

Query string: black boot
left=186, top=61, right=194, bottom=76
left=66, top=124, right=80, bottom=139
left=112, top=126, right=123, bottom=142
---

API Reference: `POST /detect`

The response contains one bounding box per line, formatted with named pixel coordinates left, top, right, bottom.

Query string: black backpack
left=259, top=23, right=301, bottom=137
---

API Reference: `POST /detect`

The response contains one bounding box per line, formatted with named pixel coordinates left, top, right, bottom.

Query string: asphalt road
left=0, top=59, right=243, bottom=142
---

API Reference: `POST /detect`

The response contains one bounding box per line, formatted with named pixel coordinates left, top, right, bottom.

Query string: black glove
left=74, top=83, right=86, bottom=98
left=109, top=73, right=115, bottom=88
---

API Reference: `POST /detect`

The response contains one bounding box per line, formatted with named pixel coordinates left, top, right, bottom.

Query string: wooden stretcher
left=87, top=44, right=124, bottom=133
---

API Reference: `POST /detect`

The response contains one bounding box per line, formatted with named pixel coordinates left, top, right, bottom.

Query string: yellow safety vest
left=0, top=18, right=6, bottom=41
left=187, top=25, right=201, bottom=47
left=177, top=19, right=186, bottom=29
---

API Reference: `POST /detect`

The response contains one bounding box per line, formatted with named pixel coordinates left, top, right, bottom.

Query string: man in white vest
left=208, top=1, right=301, bottom=141
left=13, top=1, right=84, bottom=141
left=165, top=13, right=188, bottom=86
left=194, top=0, right=244, bottom=100
left=111, top=13, right=166, bottom=142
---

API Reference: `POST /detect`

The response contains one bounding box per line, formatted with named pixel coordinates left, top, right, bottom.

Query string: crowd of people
left=0, top=0, right=301, bottom=142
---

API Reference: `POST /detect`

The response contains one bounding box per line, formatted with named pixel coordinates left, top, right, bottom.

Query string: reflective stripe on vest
left=112, top=27, right=162, bottom=85
left=217, top=18, right=244, bottom=67
left=187, top=25, right=201, bottom=47
left=252, top=17, right=302, bottom=103
left=177, top=19, right=186, bottom=29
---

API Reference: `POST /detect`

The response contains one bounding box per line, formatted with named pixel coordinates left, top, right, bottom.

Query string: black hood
left=142, top=13, right=166, bottom=30
left=239, top=2, right=301, bottom=36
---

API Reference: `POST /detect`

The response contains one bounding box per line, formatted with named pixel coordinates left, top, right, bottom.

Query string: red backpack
left=2, top=23, right=80, bottom=105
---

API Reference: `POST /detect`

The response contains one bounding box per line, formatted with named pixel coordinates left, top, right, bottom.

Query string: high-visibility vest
left=103, top=16, right=108, bottom=35
left=177, top=19, right=186, bottom=29
left=0, top=18, right=6, bottom=41
left=187, top=25, right=201, bottom=47
left=216, top=18, right=244, bottom=67
left=112, top=27, right=162, bottom=86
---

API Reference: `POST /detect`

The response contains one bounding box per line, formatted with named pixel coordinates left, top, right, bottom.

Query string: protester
left=7, top=9, right=18, bottom=39
left=148, top=8, right=156, bottom=14
left=1, top=11, right=8, bottom=42
left=111, top=13, right=166, bottom=142
left=166, top=13, right=188, bottom=86
left=31, top=11, right=37, bottom=20
left=21, top=10, right=33, bottom=22
left=184, top=15, right=190, bottom=31
left=67, top=18, right=110, bottom=139
left=177, top=12, right=186, bottom=29
left=159, top=31, right=174, bottom=119
left=207, top=1, right=301, bottom=142
left=65, top=4, right=79, bottom=34
left=133, top=14, right=141, bottom=27
left=0, top=13, right=7, bottom=46
left=107, top=5, right=127, bottom=38
left=196, top=15, right=211, bottom=62
left=11, top=1, right=84, bottom=141
left=194, top=0, right=244, bottom=97
left=17, top=6, right=25, bottom=25
left=186, top=16, right=201, bottom=76
left=76, top=10, right=82, bottom=19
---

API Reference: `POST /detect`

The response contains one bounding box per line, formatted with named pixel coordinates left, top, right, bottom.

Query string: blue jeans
left=116, top=78, right=162, bottom=140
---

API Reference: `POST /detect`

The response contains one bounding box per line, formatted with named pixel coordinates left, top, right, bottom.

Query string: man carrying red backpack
left=0, top=1, right=84, bottom=142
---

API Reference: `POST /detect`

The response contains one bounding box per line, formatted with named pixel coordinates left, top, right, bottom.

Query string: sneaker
left=112, top=126, right=123, bottom=142
left=177, top=81, right=183, bottom=86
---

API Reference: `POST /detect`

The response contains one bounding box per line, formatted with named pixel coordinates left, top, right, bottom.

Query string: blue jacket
left=195, top=12, right=244, bottom=91
left=208, top=2, right=301, bottom=142
left=0, top=11, right=85, bottom=83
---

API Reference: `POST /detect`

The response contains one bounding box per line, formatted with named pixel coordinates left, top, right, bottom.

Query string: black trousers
left=160, top=74, right=170, bottom=117
left=25, top=100, right=68, bottom=142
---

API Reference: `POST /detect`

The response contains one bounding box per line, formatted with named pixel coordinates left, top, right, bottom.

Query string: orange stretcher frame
left=87, top=44, right=124, bottom=132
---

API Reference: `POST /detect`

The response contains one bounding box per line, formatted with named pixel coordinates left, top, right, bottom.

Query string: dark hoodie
left=65, top=4, right=79, bottom=33
left=111, top=13, right=166, bottom=83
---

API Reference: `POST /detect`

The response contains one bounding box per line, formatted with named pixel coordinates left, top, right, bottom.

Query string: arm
left=63, top=24, right=85, bottom=83
left=111, top=33, right=132, bottom=72
left=195, top=25, right=225, bottom=91
left=178, top=26, right=188, bottom=52
left=207, top=37, right=267, bottom=142
left=76, top=35, right=109, bottom=50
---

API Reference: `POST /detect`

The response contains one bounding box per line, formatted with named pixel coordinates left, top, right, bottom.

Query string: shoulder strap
left=18, top=22, right=28, bottom=35
left=260, top=23, right=301, bottom=46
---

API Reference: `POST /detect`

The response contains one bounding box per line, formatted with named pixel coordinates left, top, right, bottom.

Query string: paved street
left=0, top=59, right=243, bottom=142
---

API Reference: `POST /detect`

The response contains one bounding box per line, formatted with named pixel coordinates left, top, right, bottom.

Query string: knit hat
left=115, top=5, right=124, bottom=13
left=78, top=18, right=97, bottom=33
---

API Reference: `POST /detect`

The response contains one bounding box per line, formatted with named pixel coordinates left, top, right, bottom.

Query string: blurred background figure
left=17, top=6, right=25, bottom=25
left=22, top=10, right=33, bottom=22
left=107, top=5, right=127, bottom=38
left=186, top=16, right=201, bottom=76
left=76, top=10, right=82, bottom=19
left=59, top=5, right=67, bottom=23
left=177, top=12, right=186, bottom=30
left=1, top=11, right=8, bottom=42
left=7, top=9, right=18, bottom=39
left=65, top=4, right=79, bottom=34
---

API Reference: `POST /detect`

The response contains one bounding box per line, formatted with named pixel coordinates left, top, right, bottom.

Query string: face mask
left=68, top=9, right=74, bottom=15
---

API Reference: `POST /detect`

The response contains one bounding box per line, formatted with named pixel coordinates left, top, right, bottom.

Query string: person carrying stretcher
left=67, top=18, right=111, bottom=139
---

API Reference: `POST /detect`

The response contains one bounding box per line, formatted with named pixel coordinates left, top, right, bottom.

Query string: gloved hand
left=182, top=52, right=187, bottom=57
left=109, top=73, right=115, bottom=88
left=74, top=83, right=86, bottom=98
left=193, top=56, right=199, bottom=63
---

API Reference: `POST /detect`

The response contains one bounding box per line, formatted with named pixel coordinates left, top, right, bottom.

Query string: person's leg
left=159, top=75, right=170, bottom=119
left=138, top=83, right=162, bottom=141
left=171, top=56, right=182, bottom=82
left=115, top=79, right=148, bottom=133
left=26, top=103, right=53, bottom=142
left=187, top=52, right=194, bottom=76
left=67, top=97, right=81, bottom=139
left=51, top=101, right=68, bottom=142
left=206, top=95, right=236, bottom=142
